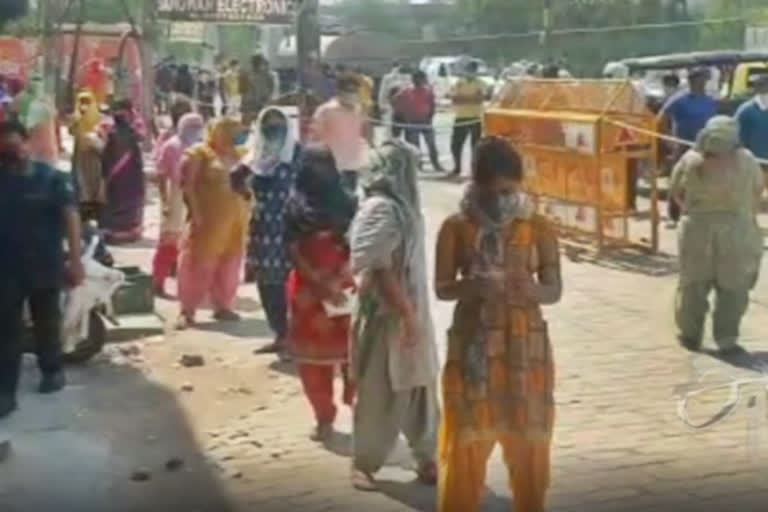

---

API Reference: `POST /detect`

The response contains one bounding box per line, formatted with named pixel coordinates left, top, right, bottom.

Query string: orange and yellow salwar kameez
left=435, top=208, right=561, bottom=512
left=177, top=138, right=251, bottom=316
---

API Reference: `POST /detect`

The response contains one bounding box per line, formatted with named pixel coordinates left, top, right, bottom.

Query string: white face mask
left=758, top=93, right=768, bottom=106
left=339, top=92, right=359, bottom=108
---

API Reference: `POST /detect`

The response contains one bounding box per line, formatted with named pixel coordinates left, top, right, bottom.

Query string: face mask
left=262, top=124, right=287, bottom=141
left=496, top=192, right=521, bottom=217
left=759, top=93, right=768, bottom=105
left=339, top=92, right=359, bottom=107
left=181, top=128, right=203, bottom=146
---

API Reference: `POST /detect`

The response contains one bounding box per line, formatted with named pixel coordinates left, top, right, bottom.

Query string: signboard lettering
left=158, top=0, right=300, bottom=24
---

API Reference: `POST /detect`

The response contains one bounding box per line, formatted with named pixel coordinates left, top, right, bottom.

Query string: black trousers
left=257, top=283, right=288, bottom=344
left=391, top=112, right=406, bottom=139
left=405, top=126, right=441, bottom=170
left=451, top=118, right=482, bottom=173
left=0, top=284, right=63, bottom=397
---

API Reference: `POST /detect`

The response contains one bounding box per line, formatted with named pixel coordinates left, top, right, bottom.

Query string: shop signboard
left=158, top=0, right=301, bottom=24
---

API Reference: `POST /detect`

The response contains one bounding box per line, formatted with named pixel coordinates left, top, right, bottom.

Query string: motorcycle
left=23, top=223, right=125, bottom=364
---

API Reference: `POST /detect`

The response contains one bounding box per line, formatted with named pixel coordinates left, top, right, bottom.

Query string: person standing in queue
left=284, top=145, right=358, bottom=442
left=175, top=118, right=251, bottom=329
left=736, top=73, right=768, bottom=188
left=240, top=55, right=275, bottom=128
left=312, top=73, right=368, bottom=195
left=671, top=116, right=764, bottom=355
left=449, top=61, right=485, bottom=178
left=0, top=120, right=85, bottom=418
left=349, top=139, right=439, bottom=491
left=659, top=67, right=718, bottom=228
left=435, top=136, right=562, bottom=511
left=395, top=69, right=446, bottom=172
left=242, top=108, right=301, bottom=360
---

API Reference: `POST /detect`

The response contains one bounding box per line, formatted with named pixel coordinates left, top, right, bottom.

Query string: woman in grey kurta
left=670, top=116, right=764, bottom=354
left=349, top=139, right=440, bottom=491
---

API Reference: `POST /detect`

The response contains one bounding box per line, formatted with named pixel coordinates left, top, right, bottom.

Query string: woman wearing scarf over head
left=241, top=107, right=301, bottom=358
left=671, top=116, right=764, bottom=355
left=102, top=98, right=145, bottom=244
left=348, top=139, right=439, bottom=491
left=435, top=136, right=562, bottom=512
left=152, top=112, right=205, bottom=296
left=284, top=144, right=358, bottom=441
left=176, top=117, right=251, bottom=329
left=70, top=90, right=105, bottom=223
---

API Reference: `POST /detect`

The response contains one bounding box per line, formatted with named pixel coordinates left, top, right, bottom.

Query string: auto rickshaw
left=619, top=50, right=768, bottom=115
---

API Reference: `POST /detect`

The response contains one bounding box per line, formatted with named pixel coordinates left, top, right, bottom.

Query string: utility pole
left=39, top=0, right=55, bottom=97
left=296, top=0, right=320, bottom=142
left=541, top=0, right=552, bottom=61
left=140, top=0, right=156, bottom=148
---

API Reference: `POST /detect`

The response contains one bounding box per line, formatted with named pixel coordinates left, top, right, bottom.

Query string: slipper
left=416, top=461, right=438, bottom=486
left=351, top=469, right=378, bottom=492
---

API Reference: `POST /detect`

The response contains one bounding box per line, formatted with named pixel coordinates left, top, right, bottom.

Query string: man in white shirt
left=312, top=74, right=368, bottom=194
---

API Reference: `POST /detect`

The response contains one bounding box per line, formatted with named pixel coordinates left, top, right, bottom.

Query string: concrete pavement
left=3, top=130, right=768, bottom=510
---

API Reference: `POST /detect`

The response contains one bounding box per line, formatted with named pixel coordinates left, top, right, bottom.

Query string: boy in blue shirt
left=661, top=67, right=719, bottom=227
left=0, top=121, right=85, bottom=418
left=736, top=73, right=768, bottom=182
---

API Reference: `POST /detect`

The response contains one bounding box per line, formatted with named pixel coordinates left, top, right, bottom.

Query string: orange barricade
left=485, top=79, right=660, bottom=252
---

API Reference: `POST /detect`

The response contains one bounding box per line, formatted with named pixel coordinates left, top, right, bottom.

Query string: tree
left=0, top=0, right=28, bottom=28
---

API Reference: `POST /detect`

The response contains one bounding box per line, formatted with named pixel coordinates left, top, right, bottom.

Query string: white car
left=420, top=56, right=497, bottom=103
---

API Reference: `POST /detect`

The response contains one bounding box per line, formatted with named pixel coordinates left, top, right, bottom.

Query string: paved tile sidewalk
left=200, top=180, right=768, bottom=511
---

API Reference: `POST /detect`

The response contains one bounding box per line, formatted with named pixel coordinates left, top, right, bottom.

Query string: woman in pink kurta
left=152, top=113, right=204, bottom=295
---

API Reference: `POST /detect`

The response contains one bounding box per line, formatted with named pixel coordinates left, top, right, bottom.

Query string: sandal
left=416, top=461, right=438, bottom=486
left=213, top=309, right=241, bottom=322
left=351, top=468, right=378, bottom=492
left=309, top=422, right=334, bottom=443
left=175, top=313, right=195, bottom=331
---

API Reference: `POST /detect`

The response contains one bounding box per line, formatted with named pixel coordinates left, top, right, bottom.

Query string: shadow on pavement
left=267, top=358, right=298, bottom=378
left=376, top=480, right=509, bottom=512
left=194, top=317, right=271, bottom=339
left=0, top=358, right=231, bottom=512
left=565, top=244, right=679, bottom=277
left=705, top=348, right=768, bottom=374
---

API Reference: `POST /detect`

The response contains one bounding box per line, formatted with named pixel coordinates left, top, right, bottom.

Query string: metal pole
left=139, top=0, right=156, bottom=147
left=541, top=0, right=552, bottom=60
left=296, top=0, right=320, bottom=142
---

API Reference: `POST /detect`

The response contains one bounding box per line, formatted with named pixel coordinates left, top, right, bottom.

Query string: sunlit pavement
left=2, top=123, right=768, bottom=511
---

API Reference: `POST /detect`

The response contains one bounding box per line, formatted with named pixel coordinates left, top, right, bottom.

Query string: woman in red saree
left=284, top=144, right=358, bottom=441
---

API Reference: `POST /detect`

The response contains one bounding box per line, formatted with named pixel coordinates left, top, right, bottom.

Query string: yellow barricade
left=485, top=79, right=660, bottom=253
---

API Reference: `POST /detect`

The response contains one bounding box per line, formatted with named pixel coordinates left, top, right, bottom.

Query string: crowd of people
left=2, top=47, right=768, bottom=512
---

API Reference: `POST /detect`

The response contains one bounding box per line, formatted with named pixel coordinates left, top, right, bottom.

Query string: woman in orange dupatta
left=435, top=137, right=562, bottom=512
left=176, top=117, right=251, bottom=328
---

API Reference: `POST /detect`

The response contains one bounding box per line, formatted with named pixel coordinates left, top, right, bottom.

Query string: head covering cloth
left=285, top=144, right=357, bottom=242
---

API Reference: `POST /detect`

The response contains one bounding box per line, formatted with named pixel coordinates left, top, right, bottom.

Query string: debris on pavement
left=180, top=382, right=195, bottom=392
left=119, top=344, right=142, bottom=357
left=130, top=468, right=152, bottom=482
left=165, top=457, right=185, bottom=472
left=179, top=354, right=205, bottom=368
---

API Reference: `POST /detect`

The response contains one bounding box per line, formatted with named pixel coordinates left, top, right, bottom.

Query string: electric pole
left=296, top=0, right=320, bottom=142
left=541, top=0, right=552, bottom=61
